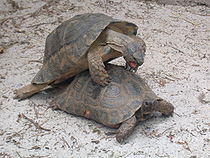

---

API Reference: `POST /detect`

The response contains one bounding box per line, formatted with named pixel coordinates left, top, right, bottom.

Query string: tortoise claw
left=93, top=75, right=111, bottom=87
left=49, top=102, right=60, bottom=110
left=116, top=135, right=124, bottom=144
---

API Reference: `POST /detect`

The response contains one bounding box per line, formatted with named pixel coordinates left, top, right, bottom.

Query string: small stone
left=91, top=140, right=100, bottom=144
left=0, top=46, right=4, bottom=54
left=31, top=146, right=41, bottom=150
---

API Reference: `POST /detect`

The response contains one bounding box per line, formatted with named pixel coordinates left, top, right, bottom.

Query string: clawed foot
left=93, top=74, right=111, bottom=86
left=89, top=62, right=111, bottom=86
left=116, top=133, right=125, bottom=144
left=87, top=45, right=113, bottom=86
left=48, top=101, right=60, bottom=110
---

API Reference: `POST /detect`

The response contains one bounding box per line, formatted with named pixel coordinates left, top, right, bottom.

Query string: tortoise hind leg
left=14, top=83, right=48, bottom=100
left=116, top=116, right=137, bottom=143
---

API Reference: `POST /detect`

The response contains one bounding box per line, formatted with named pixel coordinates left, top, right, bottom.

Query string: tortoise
left=51, top=64, right=174, bottom=143
left=15, top=13, right=146, bottom=100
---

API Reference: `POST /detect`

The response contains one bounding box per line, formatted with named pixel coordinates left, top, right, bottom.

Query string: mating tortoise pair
left=15, top=13, right=145, bottom=99
left=15, top=13, right=174, bottom=143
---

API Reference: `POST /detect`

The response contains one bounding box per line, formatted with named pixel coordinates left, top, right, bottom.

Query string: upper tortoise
left=52, top=64, right=174, bottom=143
left=15, top=13, right=146, bottom=100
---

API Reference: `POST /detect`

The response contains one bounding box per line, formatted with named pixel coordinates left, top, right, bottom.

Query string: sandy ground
left=0, top=0, right=210, bottom=158
left=155, top=0, right=210, bottom=7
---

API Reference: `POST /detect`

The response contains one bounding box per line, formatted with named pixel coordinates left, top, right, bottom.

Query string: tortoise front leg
left=116, top=116, right=137, bottom=143
left=88, top=46, right=110, bottom=86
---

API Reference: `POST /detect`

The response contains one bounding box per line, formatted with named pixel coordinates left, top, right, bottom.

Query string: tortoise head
left=153, top=99, right=174, bottom=117
left=124, top=36, right=146, bottom=72
left=139, top=98, right=174, bottom=120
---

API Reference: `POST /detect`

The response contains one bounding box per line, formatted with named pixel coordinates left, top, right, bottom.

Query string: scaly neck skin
left=135, top=110, right=154, bottom=122
left=135, top=98, right=159, bottom=122
left=105, top=29, right=135, bottom=55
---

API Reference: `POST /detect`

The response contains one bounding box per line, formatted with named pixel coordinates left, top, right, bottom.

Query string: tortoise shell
left=32, top=13, right=138, bottom=85
left=53, top=64, right=159, bottom=127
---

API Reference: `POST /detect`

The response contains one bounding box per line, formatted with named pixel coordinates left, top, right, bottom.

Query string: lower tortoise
left=52, top=64, right=174, bottom=143
left=15, top=13, right=146, bottom=100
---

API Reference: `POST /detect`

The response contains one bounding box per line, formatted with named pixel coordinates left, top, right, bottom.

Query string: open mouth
left=125, top=61, right=138, bottom=72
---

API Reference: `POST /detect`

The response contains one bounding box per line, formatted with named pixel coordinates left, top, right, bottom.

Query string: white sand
left=0, top=0, right=210, bottom=157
